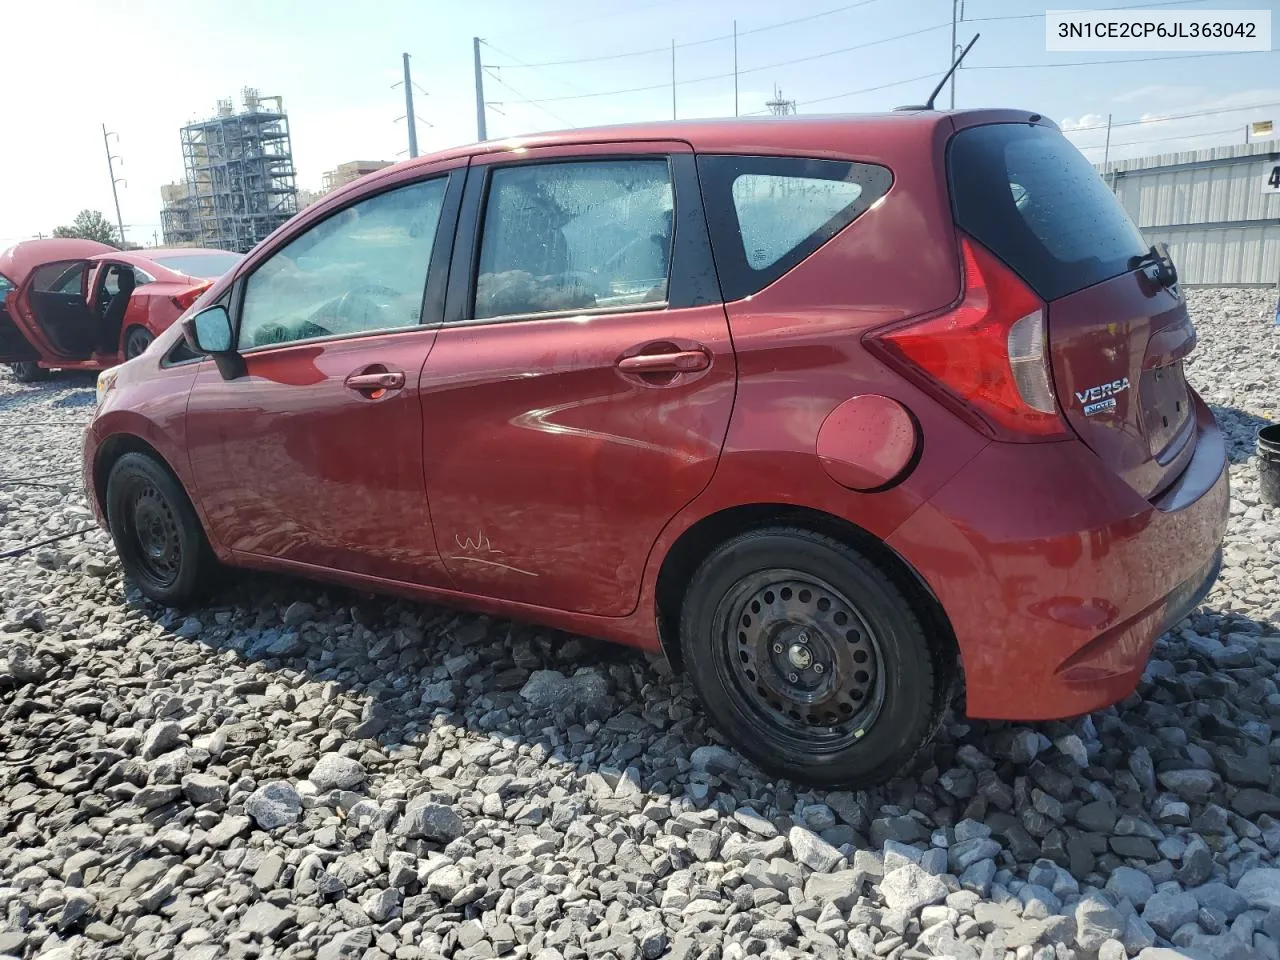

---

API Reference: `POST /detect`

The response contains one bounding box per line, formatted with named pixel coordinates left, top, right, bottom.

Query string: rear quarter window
left=698, top=155, right=892, bottom=301
left=948, top=123, right=1149, bottom=301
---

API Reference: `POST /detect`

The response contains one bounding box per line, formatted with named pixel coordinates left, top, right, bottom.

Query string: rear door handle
left=345, top=371, right=405, bottom=391
left=617, top=350, right=710, bottom=374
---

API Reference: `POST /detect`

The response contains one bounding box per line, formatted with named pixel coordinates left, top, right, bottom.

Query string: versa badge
left=1076, top=376, right=1131, bottom=416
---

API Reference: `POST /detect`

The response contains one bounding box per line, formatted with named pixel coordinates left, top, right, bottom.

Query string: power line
left=480, top=40, right=597, bottom=98
left=749, top=69, right=942, bottom=113
left=482, top=67, right=579, bottom=129
left=971, top=49, right=1275, bottom=70
left=1067, top=100, right=1280, bottom=134
left=1077, top=124, right=1255, bottom=150
left=965, top=0, right=1226, bottom=23
left=494, top=0, right=890, bottom=69
left=519, top=22, right=949, bottom=104
left=494, top=0, right=1217, bottom=74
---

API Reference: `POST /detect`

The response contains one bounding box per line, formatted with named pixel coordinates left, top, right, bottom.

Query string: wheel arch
left=93, top=433, right=188, bottom=522
left=653, top=502, right=962, bottom=705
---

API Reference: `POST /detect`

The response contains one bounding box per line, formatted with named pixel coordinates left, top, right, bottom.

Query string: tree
left=52, top=210, right=120, bottom=247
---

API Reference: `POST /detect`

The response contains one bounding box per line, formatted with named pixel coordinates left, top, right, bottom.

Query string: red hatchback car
left=0, top=239, right=240, bottom=381
left=83, top=111, right=1228, bottom=787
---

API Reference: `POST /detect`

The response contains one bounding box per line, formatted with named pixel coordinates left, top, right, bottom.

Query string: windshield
left=151, top=253, right=243, bottom=279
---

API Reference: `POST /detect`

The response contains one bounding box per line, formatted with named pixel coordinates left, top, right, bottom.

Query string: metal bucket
left=1259, top=424, right=1280, bottom=507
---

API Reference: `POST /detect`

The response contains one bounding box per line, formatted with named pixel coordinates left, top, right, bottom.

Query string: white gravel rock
left=308, top=753, right=367, bottom=792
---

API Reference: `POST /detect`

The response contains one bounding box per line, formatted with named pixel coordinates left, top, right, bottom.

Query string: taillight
left=867, top=236, right=1067, bottom=441
left=171, top=282, right=212, bottom=312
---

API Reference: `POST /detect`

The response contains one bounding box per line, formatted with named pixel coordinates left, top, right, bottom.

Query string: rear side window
left=698, top=155, right=892, bottom=301
left=949, top=123, right=1148, bottom=301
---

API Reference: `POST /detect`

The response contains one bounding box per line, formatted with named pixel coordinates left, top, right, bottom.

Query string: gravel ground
left=1, top=287, right=1278, bottom=960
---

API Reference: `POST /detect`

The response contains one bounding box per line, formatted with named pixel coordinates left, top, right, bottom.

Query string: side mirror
left=181, top=304, right=245, bottom=381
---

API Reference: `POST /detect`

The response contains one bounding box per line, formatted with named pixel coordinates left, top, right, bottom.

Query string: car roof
left=323, top=109, right=1049, bottom=207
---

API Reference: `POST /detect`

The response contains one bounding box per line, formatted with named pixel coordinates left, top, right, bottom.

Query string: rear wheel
left=8, top=361, right=50, bottom=383
left=105, top=452, right=214, bottom=606
left=680, top=527, right=942, bottom=788
left=124, top=326, right=153, bottom=360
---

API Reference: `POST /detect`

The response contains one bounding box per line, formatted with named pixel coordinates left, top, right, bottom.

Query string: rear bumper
left=888, top=391, right=1228, bottom=720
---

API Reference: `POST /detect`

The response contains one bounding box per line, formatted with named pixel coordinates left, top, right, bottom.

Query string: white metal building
left=1095, top=139, right=1280, bottom=287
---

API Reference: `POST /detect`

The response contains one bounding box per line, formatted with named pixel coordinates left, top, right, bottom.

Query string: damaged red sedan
left=0, top=239, right=240, bottom=381
left=83, top=111, right=1228, bottom=787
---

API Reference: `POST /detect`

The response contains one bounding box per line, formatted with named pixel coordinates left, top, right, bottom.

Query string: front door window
left=239, top=177, right=448, bottom=349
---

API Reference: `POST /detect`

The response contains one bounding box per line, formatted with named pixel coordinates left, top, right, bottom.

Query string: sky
left=1, top=0, right=1278, bottom=249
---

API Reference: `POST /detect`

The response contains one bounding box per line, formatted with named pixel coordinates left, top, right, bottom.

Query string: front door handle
left=345, top=370, right=405, bottom=393
left=617, top=350, right=710, bottom=374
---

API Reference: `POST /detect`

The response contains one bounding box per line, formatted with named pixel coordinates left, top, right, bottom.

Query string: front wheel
left=105, top=452, right=215, bottom=606
left=680, top=527, right=943, bottom=788
left=124, top=326, right=154, bottom=360
left=9, top=361, right=50, bottom=383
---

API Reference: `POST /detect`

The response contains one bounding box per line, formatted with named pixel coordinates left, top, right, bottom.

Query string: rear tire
left=124, top=326, right=153, bottom=360
left=105, top=452, right=215, bottom=606
left=680, top=527, right=942, bottom=788
left=9, top=361, right=49, bottom=383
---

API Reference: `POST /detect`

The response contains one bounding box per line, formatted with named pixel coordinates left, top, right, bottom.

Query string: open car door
left=12, top=260, right=100, bottom=359
left=0, top=272, right=39, bottom=363
left=0, top=239, right=115, bottom=363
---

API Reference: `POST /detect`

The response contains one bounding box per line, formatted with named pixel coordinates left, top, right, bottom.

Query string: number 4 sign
left=1266, top=164, right=1280, bottom=194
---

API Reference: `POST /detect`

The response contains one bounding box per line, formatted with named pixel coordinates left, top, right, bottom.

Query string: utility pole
left=473, top=37, right=488, bottom=141
left=1103, top=113, right=1115, bottom=192
left=102, top=124, right=126, bottom=247
left=671, top=39, right=677, bottom=120
left=949, top=0, right=964, bottom=109
left=402, top=53, right=419, bottom=158
left=733, top=21, right=739, bottom=117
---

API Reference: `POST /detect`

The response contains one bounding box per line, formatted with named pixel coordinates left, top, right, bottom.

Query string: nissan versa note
left=83, top=110, right=1228, bottom=788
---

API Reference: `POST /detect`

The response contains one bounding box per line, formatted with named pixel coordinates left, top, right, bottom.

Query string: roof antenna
left=895, top=32, right=980, bottom=111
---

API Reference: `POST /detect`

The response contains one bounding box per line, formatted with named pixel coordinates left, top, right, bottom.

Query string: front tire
left=9, top=361, right=49, bottom=383
left=680, top=527, right=942, bottom=788
left=105, top=452, right=214, bottom=606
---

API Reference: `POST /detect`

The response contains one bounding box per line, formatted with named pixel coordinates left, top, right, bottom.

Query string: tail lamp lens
left=868, top=237, right=1067, bottom=441
left=171, top=282, right=213, bottom=312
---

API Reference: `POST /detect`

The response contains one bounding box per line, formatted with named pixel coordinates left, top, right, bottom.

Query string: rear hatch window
left=949, top=123, right=1149, bottom=301
left=948, top=122, right=1197, bottom=500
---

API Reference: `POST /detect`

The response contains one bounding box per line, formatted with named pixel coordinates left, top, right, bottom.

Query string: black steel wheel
left=9, top=360, right=50, bottom=383
left=105, top=452, right=214, bottom=605
left=124, top=326, right=154, bottom=360
left=680, top=527, right=944, bottom=788
left=724, top=572, right=885, bottom=750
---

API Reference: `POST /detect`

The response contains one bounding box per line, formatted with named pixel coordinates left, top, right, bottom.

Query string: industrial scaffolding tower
left=172, top=88, right=298, bottom=252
